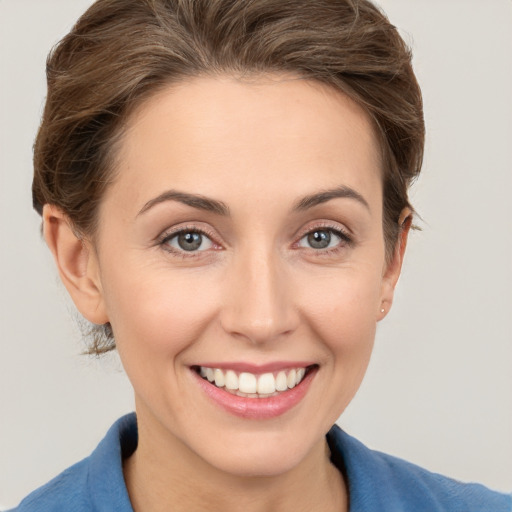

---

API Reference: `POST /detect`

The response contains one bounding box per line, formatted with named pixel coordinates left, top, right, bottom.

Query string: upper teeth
left=199, top=367, right=307, bottom=395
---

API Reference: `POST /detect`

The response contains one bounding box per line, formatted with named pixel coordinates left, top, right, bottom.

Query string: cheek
left=101, top=262, right=221, bottom=359
left=297, top=264, right=382, bottom=355
left=297, top=267, right=381, bottom=416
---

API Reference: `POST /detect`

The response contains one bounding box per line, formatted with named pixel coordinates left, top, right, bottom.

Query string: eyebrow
left=137, top=190, right=230, bottom=217
left=293, top=185, right=370, bottom=212
left=137, top=184, right=369, bottom=218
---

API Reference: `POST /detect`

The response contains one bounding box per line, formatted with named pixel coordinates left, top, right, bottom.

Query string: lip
left=194, top=361, right=316, bottom=374
left=191, top=364, right=318, bottom=420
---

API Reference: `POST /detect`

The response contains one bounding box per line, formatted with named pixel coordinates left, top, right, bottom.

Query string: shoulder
left=370, top=449, right=512, bottom=512
left=8, top=414, right=137, bottom=512
left=327, top=424, right=512, bottom=512
left=7, top=458, right=91, bottom=512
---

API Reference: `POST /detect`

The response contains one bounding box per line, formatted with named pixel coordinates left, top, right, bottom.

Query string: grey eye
left=308, top=230, right=331, bottom=249
left=178, top=232, right=202, bottom=251
left=166, top=231, right=213, bottom=252
left=298, top=229, right=343, bottom=250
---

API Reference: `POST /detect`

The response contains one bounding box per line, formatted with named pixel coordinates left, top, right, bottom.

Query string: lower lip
left=192, top=368, right=317, bottom=420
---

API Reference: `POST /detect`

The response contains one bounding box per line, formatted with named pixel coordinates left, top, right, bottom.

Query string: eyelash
left=158, top=225, right=220, bottom=258
left=295, top=223, right=353, bottom=256
left=157, top=223, right=353, bottom=258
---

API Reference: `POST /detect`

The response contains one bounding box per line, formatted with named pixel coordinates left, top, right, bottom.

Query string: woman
left=6, top=0, right=511, bottom=510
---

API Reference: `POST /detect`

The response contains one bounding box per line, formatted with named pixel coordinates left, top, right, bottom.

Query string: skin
left=43, top=74, right=410, bottom=512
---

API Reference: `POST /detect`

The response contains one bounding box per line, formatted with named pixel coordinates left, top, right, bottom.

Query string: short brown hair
left=33, top=0, right=425, bottom=353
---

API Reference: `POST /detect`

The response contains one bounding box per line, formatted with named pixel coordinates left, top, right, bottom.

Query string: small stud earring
left=380, top=307, right=385, bottom=313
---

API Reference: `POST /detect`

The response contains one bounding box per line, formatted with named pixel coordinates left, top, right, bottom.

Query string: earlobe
left=377, top=208, right=412, bottom=321
left=43, top=205, right=109, bottom=325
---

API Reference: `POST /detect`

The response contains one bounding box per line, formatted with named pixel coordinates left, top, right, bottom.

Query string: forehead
left=108, top=74, right=382, bottom=211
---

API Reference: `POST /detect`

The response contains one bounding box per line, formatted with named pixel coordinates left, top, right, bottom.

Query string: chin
left=208, top=444, right=310, bottom=478
left=187, top=424, right=325, bottom=479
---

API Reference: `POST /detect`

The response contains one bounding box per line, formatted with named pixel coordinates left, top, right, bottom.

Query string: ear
left=377, top=208, right=412, bottom=321
left=43, top=205, right=109, bottom=325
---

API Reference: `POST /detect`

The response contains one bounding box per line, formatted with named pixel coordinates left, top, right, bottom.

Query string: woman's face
left=86, top=75, right=403, bottom=476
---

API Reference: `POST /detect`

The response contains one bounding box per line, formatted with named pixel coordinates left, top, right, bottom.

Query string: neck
left=123, top=410, right=347, bottom=512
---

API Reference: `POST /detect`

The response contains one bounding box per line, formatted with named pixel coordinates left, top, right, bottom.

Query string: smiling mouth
left=192, top=365, right=317, bottom=398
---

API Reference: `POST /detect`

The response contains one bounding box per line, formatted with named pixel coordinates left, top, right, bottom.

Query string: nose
left=219, top=247, right=299, bottom=345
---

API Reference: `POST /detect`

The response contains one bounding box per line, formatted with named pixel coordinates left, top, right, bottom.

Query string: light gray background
left=1, top=0, right=511, bottom=508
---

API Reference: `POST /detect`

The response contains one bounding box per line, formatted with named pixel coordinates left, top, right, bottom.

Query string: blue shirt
left=10, top=413, right=512, bottom=511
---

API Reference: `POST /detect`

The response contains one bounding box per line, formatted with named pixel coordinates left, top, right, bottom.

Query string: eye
left=298, top=228, right=347, bottom=250
left=163, top=230, right=214, bottom=252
